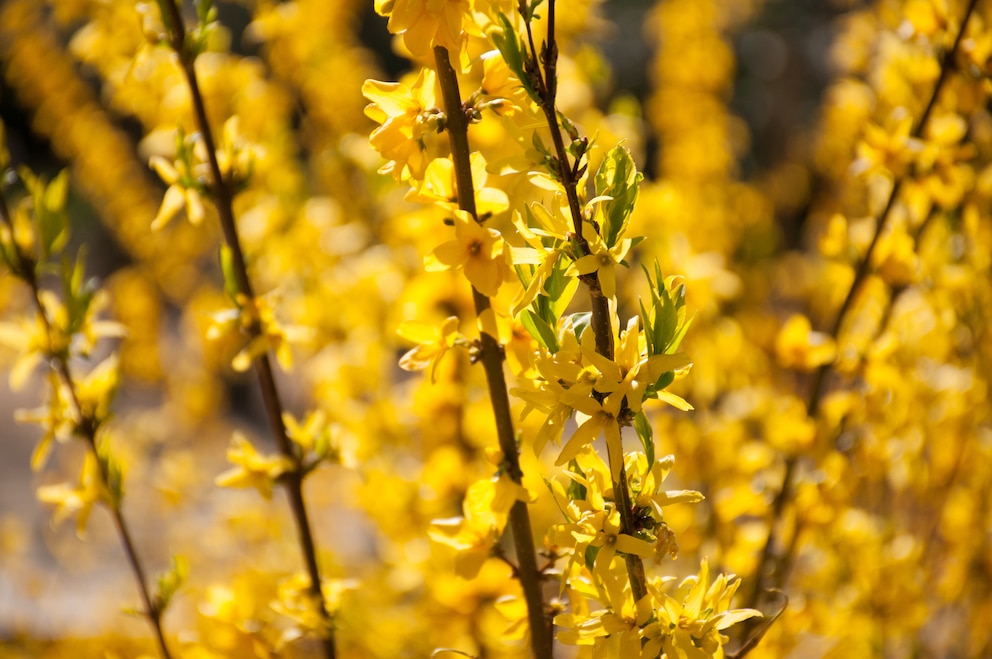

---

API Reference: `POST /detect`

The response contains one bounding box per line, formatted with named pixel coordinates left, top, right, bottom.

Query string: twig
left=159, top=3, right=336, bottom=656
left=433, top=44, right=553, bottom=659
left=0, top=187, right=172, bottom=659
left=520, top=0, right=647, bottom=602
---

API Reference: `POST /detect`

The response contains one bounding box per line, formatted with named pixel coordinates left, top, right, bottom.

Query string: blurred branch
left=0, top=184, right=173, bottom=659
left=159, top=3, right=336, bottom=657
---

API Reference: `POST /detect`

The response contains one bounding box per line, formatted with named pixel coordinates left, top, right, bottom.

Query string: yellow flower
left=566, top=222, right=632, bottom=299
left=852, top=112, right=923, bottom=179
left=556, top=390, right=626, bottom=481
left=397, top=315, right=463, bottom=382
left=272, top=573, right=357, bottom=637
left=206, top=293, right=313, bottom=373
left=425, top=209, right=509, bottom=297
left=642, top=560, right=761, bottom=658
left=363, top=68, right=440, bottom=181
left=214, top=432, right=294, bottom=500
left=775, top=313, right=837, bottom=371
left=512, top=328, right=598, bottom=449
left=14, top=372, right=74, bottom=471
left=148, top=145, right=208, bottom=231
left=374, top=0, right=471, bottom=58
left=405, top=152, right=509, bottom=218
left=36, top=452, right=105, bottom=538
left=429, top=474, right=529, bottom=578
left=73, top=353, right=121, bottom=429
left=0, top=312, right=53, bottom=390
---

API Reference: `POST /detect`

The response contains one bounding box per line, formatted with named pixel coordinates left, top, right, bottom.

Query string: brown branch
left=520, top=0, right=646, bottom=602
left=743, top=0, right=980, bottom=621
left=0, top=186, right=172, bottom=659
left=159, top=3, right=335, bottom=656
left=433, top=45, right=553, bottom=659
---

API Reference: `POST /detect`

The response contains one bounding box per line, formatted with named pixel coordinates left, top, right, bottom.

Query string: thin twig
left=520, top=0, right=647, bottom=602
left=0, top=187, right=172, bottom=659
left=433, top=44, right=554, bottom=659
left=159, top=3, right=336, bottom=656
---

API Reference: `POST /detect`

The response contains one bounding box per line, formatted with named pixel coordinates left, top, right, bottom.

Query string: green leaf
left=154, top=555, right=188, bottom=614
left=196, top=0, right=213, bottom=24
left=584, top=543, right=600, bottom=569
left=593, top=145, right=642, bottom=247
left=37, top=170, right=69, bottom=260
left=491, top=14, right=539, bottom=102
left=566, top=459, right=587, bottom=502
left=514, top=264, right=534, bottom=290
left=95, top=435, right=124, bottom=508
left=668, top=312, right=694, bottom=354
left=645, top=371, right=675, bottom=398
left=61, top=247, right=96, bottom=337
left=544, top=256, right=578, bottom=319
left=634, top=411, right=655, bottom=467
left=524, top=0, right=546, bottom=22
left=520, top=309, right=558, bottom=353
left=570, top=311, right=591, bottom=343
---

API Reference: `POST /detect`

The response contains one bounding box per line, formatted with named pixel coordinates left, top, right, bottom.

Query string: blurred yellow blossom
left=374, top=0, right=471, bottom=58
left=36, top=452, right=106, bottom=538
left=775, top=313, right=837, bottom=371
left=215, top=432, right=293, bottom=500
left=397, top=315, right=464, bottom=382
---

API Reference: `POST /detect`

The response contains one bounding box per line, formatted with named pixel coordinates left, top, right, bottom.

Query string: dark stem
left=743, top=0, right=979, bottom=620
left=161, top=3, right=335, bottom=656
left=433, top=45, right=553, bottom=659
left=0, top=189, right=172, bottom=659
left=522, top=0, right=644, bottom=601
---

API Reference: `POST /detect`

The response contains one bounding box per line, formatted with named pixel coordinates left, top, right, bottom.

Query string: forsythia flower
left=852, top=112, right=923, bottom=179
left=556, top=390, right=626, bottom=479
left=425, top=209, right=509, bottom=297
left=215, top=432, right=294, bottom=500
left=363, top=68, right=441, bottom=181
left=374, top=0, right=471, bottom=58
left=406, top=152, right=509, bottom=218
left=429, top=474, right=530, bottom=578
left=36, top=452, right=105, bottom=538
left=72, top=353, right=121, bottom=429
left=149, top=146, right=208, bottom=230
left=272, top=573, right=357, bottom=639
left=568, top=507, right=655, bottom=583
left=206, top=293, right=313, bottom=373
left=775, top=313, right=837, bottom=371
left=567, top=222, right=633, bottom=300
left=641, top=560, right=761, bottom=658
left=397, top=315, right=463, bottom=382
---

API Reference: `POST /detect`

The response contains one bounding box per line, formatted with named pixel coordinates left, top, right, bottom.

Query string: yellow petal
left=151, top=185, right=185, bottom=231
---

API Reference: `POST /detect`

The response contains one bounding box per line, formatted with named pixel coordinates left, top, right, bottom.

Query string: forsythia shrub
left=0, top=1, right=991, bottom=658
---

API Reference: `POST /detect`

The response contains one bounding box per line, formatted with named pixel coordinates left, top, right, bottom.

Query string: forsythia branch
left=433, top=44, right=554, bottom=659
left=0, top=184, right=173, bottom=659
left=159, top=2, right=336, bottom=657
left=520, top=0, right=648, bottom=604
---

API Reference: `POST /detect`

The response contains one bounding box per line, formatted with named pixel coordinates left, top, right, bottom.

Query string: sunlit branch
left=433, top=44, right=554, bottom=659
